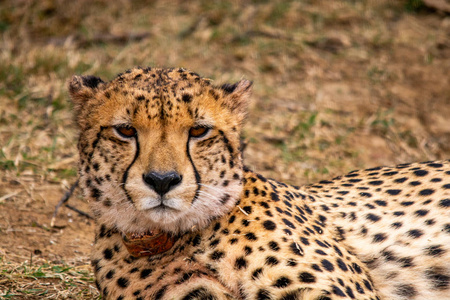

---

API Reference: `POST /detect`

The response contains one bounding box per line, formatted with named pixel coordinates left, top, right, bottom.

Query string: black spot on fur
left=382, top=171, right=398, bottom=176
left=427, top=163, right=443, bottom=168
left=407, top=229, right=423, bottom=239
left=140, top=269, right=152, bottom=279
left=106, top=269, right=115, bottom=279
left=176, top=271, right=194, bottom=284
left=270, top=192, right=279, bottom=201
left=260, top=201, right=270, bottom=209
left=245, top=232, right=257, bottom=241
left=192, top=235, right=201, bottom=246
left=439, top=198, right=450, bottom=208
left=395, top=284, right=417, bottom=297
left=252, top=268, right=263, bottom=280
left=256, top=289, right=272, bottom=300
left=444, top=224, right=450, bottom=233
left=235, top=257, right=248, bottom=270
left=210, top=250, right=225, bottom=261
left=299, top=272, right=316, bottom=283
left=414, top=169, right=428, bottom=176
left=363, top=279, right=373, bottom=291
left=425, top=219, right=436, bottom=226
left=332, top=285, right=346, bottom=297
left=346, top=287, right=355, bottom=299
left=154, top=286, right=167, bottom=300
left=91, top=187, right=102, bottom=200
left=286, top=258, right=297, bottom=266
left=181, top=288, right=216, bottom=300
left=414, top=209, right=429, bottom=217
left=382, top=250, right=397, bottom=261
left=425, top=267, right=450, bottom=290
left=311, top=264, right=322, bottom=272
left=280, top=291, right=302, bottom=300
left=282, top=218, right=296, bottom=229
left=368, top=180, right=383, bottom=186
left=315, top=249, right=327, bottom=256
left=103, top=248, right=113, bottom=260
left=213, top=222, right=221, bottom=231
left=182, top=94, right=193, bottom=102
left=336, top=258, right=348, bottom=272
left=117, top=277, right=129, bottom=288
left=290, top=242, right=303, bottom=256
left=386, top=189, right=401, bottom=196
left=321, top=259, right=334, bottom=272
left=374, top=200, right=387, bottom=206
left=265, top=256, right=279, bottom=266
left=366, top=213, right=381, bottom=222
left=391, top=221, right=402, bottom=229
left=355, top=282, right=364, bottom=294
left=273, top=276, right=291, bottom=288
left=220, top=193, right=231, bottom=204
left=394, top=177, right=408, bottom=183
left=419, top=188, right=435, bottom=196
left=373, top=233, right=387, bottom=243
left=426, top=245, right=446, bottom=257
left=398, top=257, right=414, bottom=268
left=268, top=241, right=280, bottom=251
left=243, top=206, right=252, bottom=214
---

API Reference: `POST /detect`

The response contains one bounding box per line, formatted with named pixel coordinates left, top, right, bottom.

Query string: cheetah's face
left=69, top=68, right=252, bottom=234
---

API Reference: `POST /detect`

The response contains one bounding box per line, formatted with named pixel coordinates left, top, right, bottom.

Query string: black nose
left=143, top=171, right=182, bottom=196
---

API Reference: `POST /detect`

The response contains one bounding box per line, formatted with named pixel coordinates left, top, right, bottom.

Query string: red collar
left=122, top=230, right=177, bottom=257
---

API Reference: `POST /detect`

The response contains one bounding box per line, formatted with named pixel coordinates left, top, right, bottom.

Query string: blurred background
left=0, top=0, right=449, bottom=298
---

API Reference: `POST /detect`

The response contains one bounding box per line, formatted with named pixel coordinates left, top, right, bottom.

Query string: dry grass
left=0, top=257, right=98, bottom=299
left=0, top=0, right=449, bottom=298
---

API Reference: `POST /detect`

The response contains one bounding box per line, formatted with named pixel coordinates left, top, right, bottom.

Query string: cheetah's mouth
left=121, top=230, right=177, bottom=257
left=136, top=195, right=185, bottom=212
left=151, top=203, right=175, bottom=211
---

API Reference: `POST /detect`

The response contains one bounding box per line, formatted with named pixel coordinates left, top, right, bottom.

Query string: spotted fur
left=70, top=67, right=449, bottom=300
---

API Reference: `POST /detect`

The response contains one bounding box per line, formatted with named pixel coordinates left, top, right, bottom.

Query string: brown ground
left=0, top=0, right=449, bottom=298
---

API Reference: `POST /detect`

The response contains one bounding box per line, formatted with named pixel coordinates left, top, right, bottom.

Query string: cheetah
left=69, top=67, right=450, bottom=300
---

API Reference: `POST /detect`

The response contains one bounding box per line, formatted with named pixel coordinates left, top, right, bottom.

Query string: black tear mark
left=186, top=137, right=201, bottom=203
left=122, top=135, right=140, bottom=203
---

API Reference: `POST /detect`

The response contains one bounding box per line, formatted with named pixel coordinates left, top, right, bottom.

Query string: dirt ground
left=0, top=0, right=449, bottom=299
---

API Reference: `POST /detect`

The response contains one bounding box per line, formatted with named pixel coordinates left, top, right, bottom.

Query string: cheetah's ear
left=68, top=75, right=105, bottom=128
left=220, top=79, right=252, bottom=122
left=68, top=75, right=105, bottom=107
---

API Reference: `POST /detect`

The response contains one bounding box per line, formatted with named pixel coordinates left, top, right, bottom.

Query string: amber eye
left=189, top=126, right=210, bottom=138
left=114, top=125, right=137, bottom=138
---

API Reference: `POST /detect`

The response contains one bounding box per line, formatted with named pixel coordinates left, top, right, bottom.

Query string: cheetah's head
left=69, top=67, right=252, bottom=234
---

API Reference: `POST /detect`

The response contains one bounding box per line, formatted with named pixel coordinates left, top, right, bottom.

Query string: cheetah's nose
left=143, top=171, right=182, bottom=196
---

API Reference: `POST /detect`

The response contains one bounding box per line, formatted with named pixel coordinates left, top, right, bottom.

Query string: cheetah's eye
left=114, top=125, right=137, bottom=138
left=189, top=126, right=210, bottom=138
